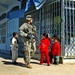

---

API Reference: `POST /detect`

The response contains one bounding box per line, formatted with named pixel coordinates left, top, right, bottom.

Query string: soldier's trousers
left=23, top=41, right=36, bottom=64
left=11, top=47, right=18, bottom=63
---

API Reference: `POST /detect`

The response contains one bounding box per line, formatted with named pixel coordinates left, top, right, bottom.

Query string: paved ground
left=0, top=53, right=75, bottom=75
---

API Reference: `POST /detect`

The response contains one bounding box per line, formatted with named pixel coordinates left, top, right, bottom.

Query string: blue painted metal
left=7, top=9, right=25, bottom=19
left=6, top=18, right=19, bottom=51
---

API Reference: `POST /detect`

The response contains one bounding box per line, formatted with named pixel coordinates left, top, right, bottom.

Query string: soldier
left=19, top=15, right=36, bottom=68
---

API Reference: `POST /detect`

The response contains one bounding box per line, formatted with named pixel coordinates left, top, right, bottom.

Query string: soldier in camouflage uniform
left=19, top=15, right=36, bottom=68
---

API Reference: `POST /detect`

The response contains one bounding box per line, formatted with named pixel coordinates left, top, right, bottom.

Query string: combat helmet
left=26, top=15, right=33, bottom=20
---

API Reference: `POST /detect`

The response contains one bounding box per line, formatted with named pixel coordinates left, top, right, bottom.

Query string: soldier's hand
left=26, top=33, right=36, bottom=40
left=27, top=34, right=32, bottom=39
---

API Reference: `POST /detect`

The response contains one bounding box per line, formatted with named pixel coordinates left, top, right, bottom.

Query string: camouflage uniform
left=19, top=17, right=36, bottom=68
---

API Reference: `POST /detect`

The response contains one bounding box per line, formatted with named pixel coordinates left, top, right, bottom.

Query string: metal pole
left=61, top=0, right=65, bottom=57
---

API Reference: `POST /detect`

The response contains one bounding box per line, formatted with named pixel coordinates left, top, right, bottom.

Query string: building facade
left=0, top=0, right=21, bottom=53
left=0, top=0, right=75, bottom=60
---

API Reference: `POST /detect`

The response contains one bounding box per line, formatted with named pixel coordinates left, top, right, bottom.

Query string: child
left=51, top=35, right=61, bottom=65
left=39, top=33, right=50, bottom=66
left=10, top=32, right=18, bottom=64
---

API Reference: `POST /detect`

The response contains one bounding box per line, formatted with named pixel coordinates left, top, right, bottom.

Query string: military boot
left=24, top=58, right=28, bottom=64
left=26, top=64, right=32, bottom=69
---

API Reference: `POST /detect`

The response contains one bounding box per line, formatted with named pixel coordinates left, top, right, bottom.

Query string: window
left=0, top=23, right=6, bottom=44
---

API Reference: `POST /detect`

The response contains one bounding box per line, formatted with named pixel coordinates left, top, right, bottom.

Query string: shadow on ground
left=0, top=53, right=40, bottom=68
left=2, top=60, right=40, bottom=68
left=2, top=61, right=26, bottom=67
left=31, top=62, right=39, bottom=64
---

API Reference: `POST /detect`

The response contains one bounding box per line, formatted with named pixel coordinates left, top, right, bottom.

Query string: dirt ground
left=0, top=53, right=75, bottom=75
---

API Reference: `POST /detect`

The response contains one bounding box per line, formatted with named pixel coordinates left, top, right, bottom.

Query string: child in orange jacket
left=39, top=33, right=50, bottom=66
left=50, top=35, right=61, bottom=65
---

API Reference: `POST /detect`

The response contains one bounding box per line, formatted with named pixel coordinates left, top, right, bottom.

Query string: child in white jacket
left=11, top=32, right=18, bottom=64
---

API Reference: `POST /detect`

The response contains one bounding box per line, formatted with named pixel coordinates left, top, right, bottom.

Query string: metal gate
left=64, top=0, right=75, bottom=58
left=41, top=0, right=61, bottom=38
left=40, top=0, right=62, bottom=54
left=40, top=0, right=75, bottom=58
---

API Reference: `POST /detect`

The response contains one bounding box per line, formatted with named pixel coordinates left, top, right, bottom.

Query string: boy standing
left=11, top=32, right=18, bottom=64
left=51, top=35, right=61, bottom=65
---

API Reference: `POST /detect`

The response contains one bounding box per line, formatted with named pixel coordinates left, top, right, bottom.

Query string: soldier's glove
left=27, top=34, right=35, bottom=39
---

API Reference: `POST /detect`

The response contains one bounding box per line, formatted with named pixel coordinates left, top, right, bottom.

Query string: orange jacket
left=51, top=42, right=60, bottom=56
left=39, top=38, right=50, bottom=52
